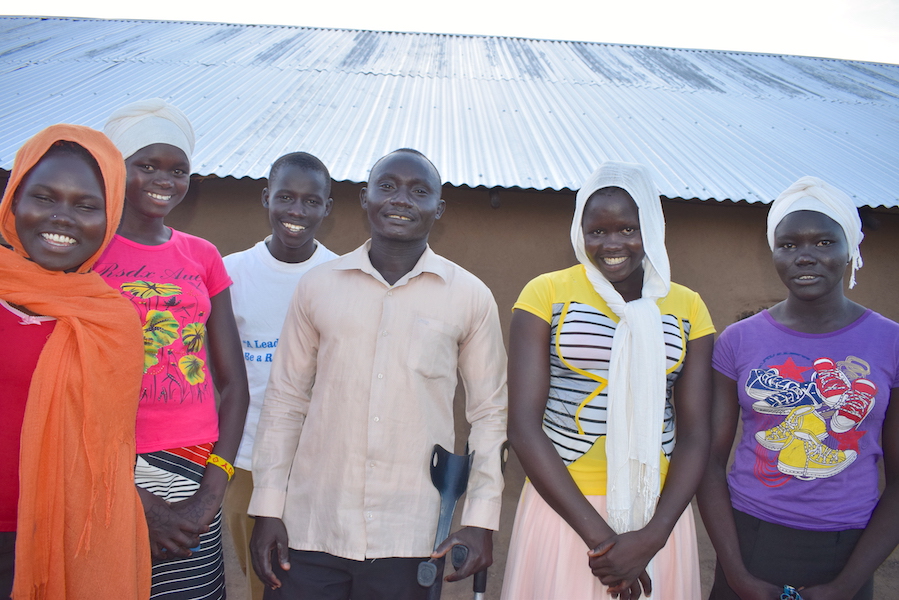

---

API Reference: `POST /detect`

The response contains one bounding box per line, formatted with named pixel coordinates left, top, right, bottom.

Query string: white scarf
left=569, top=162, right=670, bottom=534
left=767, top=176, right=863, bottom=288
left=104, top=98, right=195, bottom=163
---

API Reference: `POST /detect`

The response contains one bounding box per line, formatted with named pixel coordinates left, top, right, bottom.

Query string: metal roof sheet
left=1, top=16, right=897, bottom=206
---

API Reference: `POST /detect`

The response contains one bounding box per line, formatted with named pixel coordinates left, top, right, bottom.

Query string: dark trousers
left=263, top=549, right=428, bottom=600
left=710, top=509, right=874, bottom=600
left=0, top=532, right=14, bottom=600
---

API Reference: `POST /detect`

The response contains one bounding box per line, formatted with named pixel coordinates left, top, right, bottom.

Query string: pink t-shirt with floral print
left=97, top=230, right=232, bottom=453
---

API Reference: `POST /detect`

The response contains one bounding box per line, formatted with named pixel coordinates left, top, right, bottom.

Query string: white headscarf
left=767, top=176, right=863, bottom=288
left=570, top=161, right=670, bottom=534
left=104, top=98, right=195, bottom=163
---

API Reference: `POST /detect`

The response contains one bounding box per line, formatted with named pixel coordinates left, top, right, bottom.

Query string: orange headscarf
left=0, top=125, right=150, bottom=599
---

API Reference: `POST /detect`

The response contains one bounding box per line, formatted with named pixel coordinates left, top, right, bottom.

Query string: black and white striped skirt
left=135, top=444, right=226, bottom=600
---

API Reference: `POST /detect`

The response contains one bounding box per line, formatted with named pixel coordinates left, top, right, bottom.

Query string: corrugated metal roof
left=1, top=16, right=898, bottom=206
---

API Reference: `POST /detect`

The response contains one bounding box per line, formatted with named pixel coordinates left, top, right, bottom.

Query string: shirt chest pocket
left=408, top=316, right=463, bottom=380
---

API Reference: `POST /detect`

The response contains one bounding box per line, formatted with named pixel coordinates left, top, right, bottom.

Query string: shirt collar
left=335, top=240, right=448, bottom=287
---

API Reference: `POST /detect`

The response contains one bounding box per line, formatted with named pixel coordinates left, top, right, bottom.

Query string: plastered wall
left=172, top=176, right=899, bottom=336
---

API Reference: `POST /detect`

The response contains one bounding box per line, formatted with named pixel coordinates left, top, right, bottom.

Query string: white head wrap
left=104, top=98, right=195, bottom=163
left=767, top=176, right=863, bottom=288
left=571, top=162, right=670, bottom=535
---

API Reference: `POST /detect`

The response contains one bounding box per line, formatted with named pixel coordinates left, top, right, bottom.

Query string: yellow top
left=514, top=264, right=715, bottom=488
left=567, top=436, right=670, bottom=495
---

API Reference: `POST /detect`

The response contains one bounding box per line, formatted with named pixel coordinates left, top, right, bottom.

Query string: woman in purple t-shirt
left=697, top=177, right=899, bottom=600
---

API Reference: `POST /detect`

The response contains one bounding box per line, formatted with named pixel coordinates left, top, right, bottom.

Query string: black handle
left=473, top=569, right=487, bottom=594
left=450, top=545, right=487, bottom=595
left=424, top=556, right=445, bottom=600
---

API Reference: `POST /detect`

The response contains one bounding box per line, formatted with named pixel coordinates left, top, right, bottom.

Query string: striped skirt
left=135, top=443, right=226, bottom=600
left=501, top=481, right=701, bottom=600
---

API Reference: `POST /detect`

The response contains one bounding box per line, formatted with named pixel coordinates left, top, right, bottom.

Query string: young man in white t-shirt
left=222, top=152, right=337, bottom=600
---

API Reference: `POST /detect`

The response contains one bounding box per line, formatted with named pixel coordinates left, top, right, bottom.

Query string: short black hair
left=269, top=152, right=331, bottom=196
left=370, top=148, right=442, bottom=187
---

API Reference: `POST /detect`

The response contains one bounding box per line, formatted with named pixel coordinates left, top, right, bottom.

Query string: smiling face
left=360, top=151, right=445, bottom=245
left=12, top=149, right=107, bottom=272
left=773, top=210, right=850, bottom=303
left=263, top=165, right=333, bottom=263
left=582, top=187, right=645, bottom=301
left=123, top=143, right=190, bottom=221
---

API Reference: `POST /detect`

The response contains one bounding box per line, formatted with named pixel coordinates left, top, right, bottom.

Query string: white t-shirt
left=224, top=237, right=338, bottom=470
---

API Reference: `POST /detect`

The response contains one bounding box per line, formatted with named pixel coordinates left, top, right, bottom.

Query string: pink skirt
left=501, top=482, right=701, bottom=600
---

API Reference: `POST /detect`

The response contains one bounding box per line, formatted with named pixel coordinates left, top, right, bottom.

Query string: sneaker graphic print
left=745, top=354, right=876, bottom=481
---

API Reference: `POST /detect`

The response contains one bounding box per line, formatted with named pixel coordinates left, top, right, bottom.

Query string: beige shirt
left=248, top=242, right=507, bottom=560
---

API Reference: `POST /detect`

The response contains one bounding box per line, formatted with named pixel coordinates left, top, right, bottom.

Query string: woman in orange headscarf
left=0, top=124, right=150, bottom=599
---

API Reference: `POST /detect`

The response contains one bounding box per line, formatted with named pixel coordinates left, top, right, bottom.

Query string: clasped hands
left=589, top=529, right=657, bottom=600
left=139, top=486, right=218, bottom=560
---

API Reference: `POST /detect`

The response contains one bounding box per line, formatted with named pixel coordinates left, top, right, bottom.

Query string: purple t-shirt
left=714, top=309, right=899, bottom=531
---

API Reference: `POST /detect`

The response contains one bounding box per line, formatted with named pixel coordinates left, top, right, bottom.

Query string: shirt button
left=367, top=512, right=373, bottom=520
left=381, top=331, right=388, bottom=337
left=373, top=416, right=380, bottom=422
left=377, top=373, right=384, bottom=379
left=370, top=462, right=375, bottom=468
left=387, top=291, right=393, bottom=296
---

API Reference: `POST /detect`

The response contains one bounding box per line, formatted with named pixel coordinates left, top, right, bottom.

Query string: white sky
left=3, top=0, right=899, bottom=64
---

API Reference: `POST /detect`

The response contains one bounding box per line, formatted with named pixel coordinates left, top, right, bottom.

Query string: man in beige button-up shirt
left=248, top=149, right=507, bottom=599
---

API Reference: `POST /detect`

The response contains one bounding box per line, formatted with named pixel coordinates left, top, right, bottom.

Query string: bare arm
left=509, top=309, right=652, bottom=599
left=171, top=289, right=250, bottom=530
left=648, top=334, right=714, bottom=537
left=589, top=334, right=714, bottom=592
left=206, top=288, right=251, bottom=466
left=801, top=386, right=899, bottom=599
left=507, top=309, right=616, bottom=549
left=696, top=370, right=780, bottom=600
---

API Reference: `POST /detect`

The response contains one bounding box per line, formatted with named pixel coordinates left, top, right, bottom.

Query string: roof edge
left=3, top=15, right=897, bottom=67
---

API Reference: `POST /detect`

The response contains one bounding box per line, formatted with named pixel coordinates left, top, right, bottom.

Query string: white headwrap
left=104, top=98, right=195, bottom=163
left=571, top=162, right=670, bottom=535
left=767, top=176, right=863, bottom=288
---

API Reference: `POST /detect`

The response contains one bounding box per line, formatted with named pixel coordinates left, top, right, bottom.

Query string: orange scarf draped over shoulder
left=0, top=125, right=150, bottom=599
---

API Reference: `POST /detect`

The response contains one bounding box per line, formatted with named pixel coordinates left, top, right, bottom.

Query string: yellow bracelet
left=206, top=454, right=234, bottom=481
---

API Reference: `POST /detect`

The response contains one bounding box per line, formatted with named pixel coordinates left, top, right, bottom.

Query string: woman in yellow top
left=502, top=162, right=714, bottom=599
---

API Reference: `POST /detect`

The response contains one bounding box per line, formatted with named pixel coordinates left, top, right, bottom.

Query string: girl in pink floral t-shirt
left=96, top=99, right=248, bottom=600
